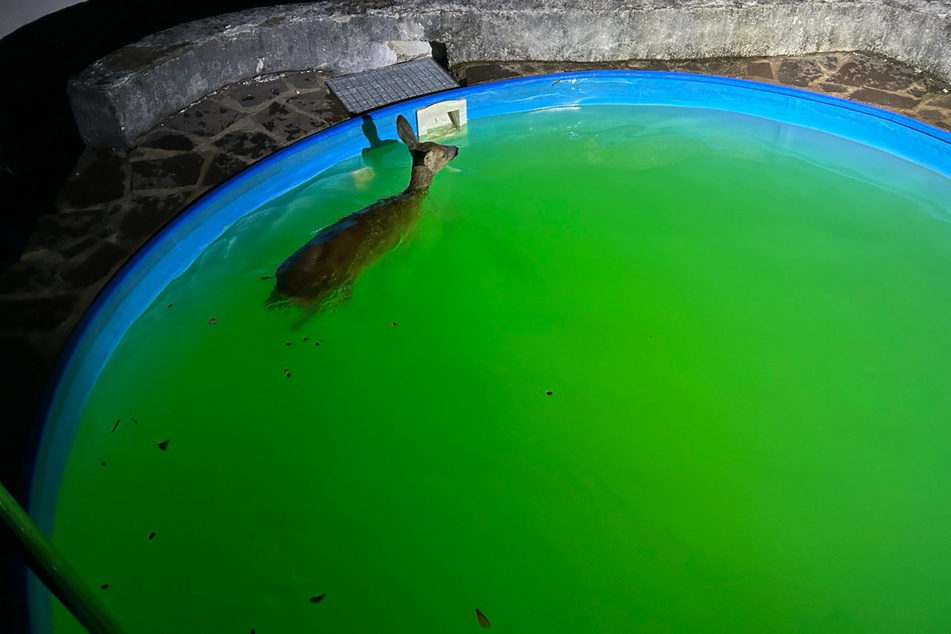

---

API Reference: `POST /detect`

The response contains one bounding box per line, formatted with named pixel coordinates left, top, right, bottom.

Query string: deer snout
left=427, top=144, right=459, bottom=174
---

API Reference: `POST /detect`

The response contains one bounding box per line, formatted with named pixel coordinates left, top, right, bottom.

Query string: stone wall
left=69, top=0, right=951, bottom=147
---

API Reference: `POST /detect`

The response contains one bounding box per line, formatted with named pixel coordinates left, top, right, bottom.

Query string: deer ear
left=396, top=115, right=418, bottom=149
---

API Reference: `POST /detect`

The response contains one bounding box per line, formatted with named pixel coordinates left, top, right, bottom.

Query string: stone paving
left=2, top=51, right=951, bottom=484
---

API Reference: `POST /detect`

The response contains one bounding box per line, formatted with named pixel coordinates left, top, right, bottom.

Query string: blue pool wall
left=25, top=70, right=951, bottom=633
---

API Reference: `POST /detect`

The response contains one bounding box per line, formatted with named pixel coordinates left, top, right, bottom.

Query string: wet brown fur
left=266, top=115, right=458, bottom=316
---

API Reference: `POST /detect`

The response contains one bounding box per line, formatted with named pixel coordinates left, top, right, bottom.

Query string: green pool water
left=51, top=105, right=951, bottom=632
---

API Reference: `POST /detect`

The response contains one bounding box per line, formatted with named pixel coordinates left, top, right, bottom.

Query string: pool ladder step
left=415, top=98, right=467, bottom=137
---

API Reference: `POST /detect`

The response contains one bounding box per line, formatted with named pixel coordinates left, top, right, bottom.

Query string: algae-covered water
left=50, top=105, right=951, bottom=633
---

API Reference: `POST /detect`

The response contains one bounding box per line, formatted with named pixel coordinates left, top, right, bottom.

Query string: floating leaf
left=309, top=593, right=326, bottom=603
left=110, top=419, right=120, bottom=433
left=157, top=440, right=169, bottom=451
left=476, top=608, right=490, bottom=628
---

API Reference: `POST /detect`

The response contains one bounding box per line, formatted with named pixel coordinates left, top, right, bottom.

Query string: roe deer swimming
left=266, top=114, right=459, bottom=315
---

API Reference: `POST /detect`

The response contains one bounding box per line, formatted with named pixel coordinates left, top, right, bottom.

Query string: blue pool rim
left=22, top=69, right=951, bottom=632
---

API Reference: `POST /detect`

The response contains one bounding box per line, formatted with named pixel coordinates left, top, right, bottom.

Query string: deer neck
left=407, top=164, right=436, bottom=192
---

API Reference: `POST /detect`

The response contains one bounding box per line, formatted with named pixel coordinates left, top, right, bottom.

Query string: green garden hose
left=0, top=482, right=126, bottom=634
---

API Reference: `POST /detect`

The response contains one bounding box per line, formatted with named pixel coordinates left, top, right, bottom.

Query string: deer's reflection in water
left=266, top=115, right=459, bottom=322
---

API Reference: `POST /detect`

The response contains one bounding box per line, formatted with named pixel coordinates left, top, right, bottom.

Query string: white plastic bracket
left=416, top=99, right=467, bottom=137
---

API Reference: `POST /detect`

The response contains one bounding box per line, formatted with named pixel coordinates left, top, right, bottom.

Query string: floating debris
left=476, top=608, right=490, bottom=628
left=390, top=321, right=398, bottom=327
left=110, top=418, right=120, bottom=433
left=546, top=391, right=553, bottom=396
left=283, top=367, right=291, bottom=378
left=157, top=440, right=169, bottom=451
left=208, top=317, right=218, bottom=325
left=552, top=79, right=561, bottom=86
left=101, top=584, right=109, bottom=590
left=309, top=593, right=326, bottom=603
left=167, top=303, right=173, bottom=309
left=285, top=341, right=291, bottom=346
left=131, top=417, right=140, bottom=425
left=303, top=337, right=309, bottom=342
left=101, top=461, right=106, bottom=466
left=148, top=532, right=155, bottom=540
left=314, top=341, right=321, bottom=346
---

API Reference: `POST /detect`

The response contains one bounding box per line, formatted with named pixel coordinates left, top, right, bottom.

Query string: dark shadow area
left=0, top=337, right=47, bottom=634
left=360, top=114, right=400, bottom=161
left=0, top=0, right=300, bottom=267
left=429, top=40, right=448, bottom=67
left=361, top=114, right=397, bottom=150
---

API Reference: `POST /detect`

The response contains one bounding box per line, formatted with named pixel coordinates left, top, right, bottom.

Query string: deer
left=265, top=114, right=459, bottom=318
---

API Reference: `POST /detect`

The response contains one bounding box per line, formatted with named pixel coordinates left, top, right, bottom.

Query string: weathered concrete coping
left=69, top=0, right=951, bottom=147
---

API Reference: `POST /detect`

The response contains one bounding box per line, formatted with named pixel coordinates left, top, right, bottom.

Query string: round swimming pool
left=27, top=71, right=951, bottom=633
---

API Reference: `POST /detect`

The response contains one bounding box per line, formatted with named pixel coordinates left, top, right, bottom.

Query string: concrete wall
left=0, top=0, right=87, bottom=40
left=68, top=0, right=951, bottom=147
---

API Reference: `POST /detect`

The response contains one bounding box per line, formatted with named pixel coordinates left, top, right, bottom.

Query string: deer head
left=396, top=114, right=459, bottom=192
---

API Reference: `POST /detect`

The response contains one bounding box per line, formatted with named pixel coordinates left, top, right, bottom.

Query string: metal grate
left=327, top=58, right=460, bottom=115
